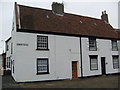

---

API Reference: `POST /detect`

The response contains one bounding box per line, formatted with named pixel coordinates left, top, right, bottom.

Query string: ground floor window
left=12, top=60, right=14, bottom=74
left=37, top=58, right=49, bottom=74
left=89, top=55, right=98, bottom=70
left=113, top=55, right=119, bottom=69
left=6, top=57, right=11, bottom=68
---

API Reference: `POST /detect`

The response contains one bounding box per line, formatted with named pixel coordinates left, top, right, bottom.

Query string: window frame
left=11, top=43, right=13, bottom=54
left=89, top=55, right=98, bottom=71
left=36, top=58, right=49, bottom=75
left=89, top=38, right=97, bottom=51
left=8, top=57, right=11, bottom=68
left=12, top=22, right=14, bottom=31
left=12, top=60, right=14, bottom=74
left=6, top=43, right=9, bottom=51
left=112, top=55, right=119, bottom=69
left=6, top=57, right=9, bottom=68
left=36, top=35, right=49, bottom=51
left=111, top=40, right=118, bottom=51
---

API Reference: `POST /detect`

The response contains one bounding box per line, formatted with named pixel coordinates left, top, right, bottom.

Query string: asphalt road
left=2, top=74, right=120, bottom=88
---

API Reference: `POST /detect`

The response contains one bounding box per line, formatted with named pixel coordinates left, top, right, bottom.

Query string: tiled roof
left=16, top=4, right=119, bottom=39
left=117, top=31, right=120, bottom=38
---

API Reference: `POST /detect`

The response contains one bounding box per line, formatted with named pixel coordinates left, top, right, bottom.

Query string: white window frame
left=37, top=35, right=48, bottom=50
left=89, top=38, right=97, bottom=51
left=111, top=40, right=118, bottom=51
left=90, top=55, right=98, bottom=70
left=113, top=55, right=119, bottom=69
left=37, top=58, right=49, bottom=74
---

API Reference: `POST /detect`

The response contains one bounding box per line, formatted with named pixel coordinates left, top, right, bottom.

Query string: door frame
left=72, top=61, right=78, bottom=79
left=101, top=57, right=106, bottom=75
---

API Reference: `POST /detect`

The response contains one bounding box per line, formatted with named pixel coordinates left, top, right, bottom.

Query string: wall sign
left=17, top=43, right=28, bottom=46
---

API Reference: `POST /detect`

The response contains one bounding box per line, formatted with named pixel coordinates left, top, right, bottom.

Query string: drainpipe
left=80, top=37, right=83, bottom=77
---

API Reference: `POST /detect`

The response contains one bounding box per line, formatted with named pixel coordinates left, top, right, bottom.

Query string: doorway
left=101, top=57, right=106, bottom=75
left=72, top=61, right=78, bottom=78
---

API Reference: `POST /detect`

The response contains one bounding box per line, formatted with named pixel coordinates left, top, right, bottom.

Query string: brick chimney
left=101, top=10, right=109, bottom=23
left=52, top=2, right=64, bottom=16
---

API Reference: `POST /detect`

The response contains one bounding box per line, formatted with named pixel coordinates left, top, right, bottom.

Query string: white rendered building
left=5, top=2, right=120, bottom=82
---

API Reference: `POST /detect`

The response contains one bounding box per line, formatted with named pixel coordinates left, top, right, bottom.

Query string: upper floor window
left=37, top=35, right=48, bottom=50
left=6, top=43, right=9, bottom=51
left=111, top=40, right=118, bottom=51
left=113, top=55, right=119, bottom=69
left=89, top=38, right=97, bottom=51
left=12, top=22, right=14, bottom=31
left=11, top=43, right=13, bottom=54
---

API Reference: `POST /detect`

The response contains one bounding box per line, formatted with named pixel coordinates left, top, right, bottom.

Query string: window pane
left=91, top=64, right=97, bottom=69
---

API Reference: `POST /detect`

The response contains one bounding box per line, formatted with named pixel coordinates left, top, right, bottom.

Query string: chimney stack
left=101, top=10, right=109, bottom=23
left=52, top=2, right=64, bottom=16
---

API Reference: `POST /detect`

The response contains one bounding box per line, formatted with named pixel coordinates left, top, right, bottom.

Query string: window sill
left=112, top=50, right=118, bottom=51
left=36, top=49, right=49, bottom=51
left=90, top=69, right=98, bottom=71
left=89, top=50, right=97, bottom=51
left=36, top=72, right=50, bottom=75
left=113, top=67, right=119, bottom=69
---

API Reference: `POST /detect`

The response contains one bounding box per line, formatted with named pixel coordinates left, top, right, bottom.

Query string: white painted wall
left=9, top=29, right=120, bottom=82
left=12, top=32, right=81, bottom=82
left=0, top=55, right=2, bottom=68
left=81, top=37, right=119, bottom=77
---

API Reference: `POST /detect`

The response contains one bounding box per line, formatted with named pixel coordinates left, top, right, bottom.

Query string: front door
left=101, top=57, right=106, bottom=75
left=72, top=61, right=78, bottom=78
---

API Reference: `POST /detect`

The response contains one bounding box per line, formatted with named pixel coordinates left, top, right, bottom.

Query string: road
left=2, top=74, right=120, bottom=88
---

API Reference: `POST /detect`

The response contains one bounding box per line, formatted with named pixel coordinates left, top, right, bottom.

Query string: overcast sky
left=0, top=0, right=119, bottom=54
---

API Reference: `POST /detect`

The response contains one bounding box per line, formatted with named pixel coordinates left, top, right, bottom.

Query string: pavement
left=2, top=75, right=21, bottom=88
left=2, top=74, right=120, bottom=88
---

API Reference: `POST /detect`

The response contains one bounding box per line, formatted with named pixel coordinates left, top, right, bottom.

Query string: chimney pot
left=104, top=10, right=106, bottom=14
left=101, top=10, right=109, bottom=24
left=102, top=11, right=104, bottom=15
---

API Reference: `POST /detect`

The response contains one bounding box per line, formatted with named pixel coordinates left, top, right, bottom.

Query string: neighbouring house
left=5, top=2, right=120, bottom=82
left=5, top=37, right=12, bottom=75
left=0, top=54, right=2, bottom=75
left=0, top=53, right=6, bottom=75
left=2, top=53, right=6, bottom=75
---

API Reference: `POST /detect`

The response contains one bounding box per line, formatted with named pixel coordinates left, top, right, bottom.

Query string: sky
left=0, top=0, right=119, bottom=54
